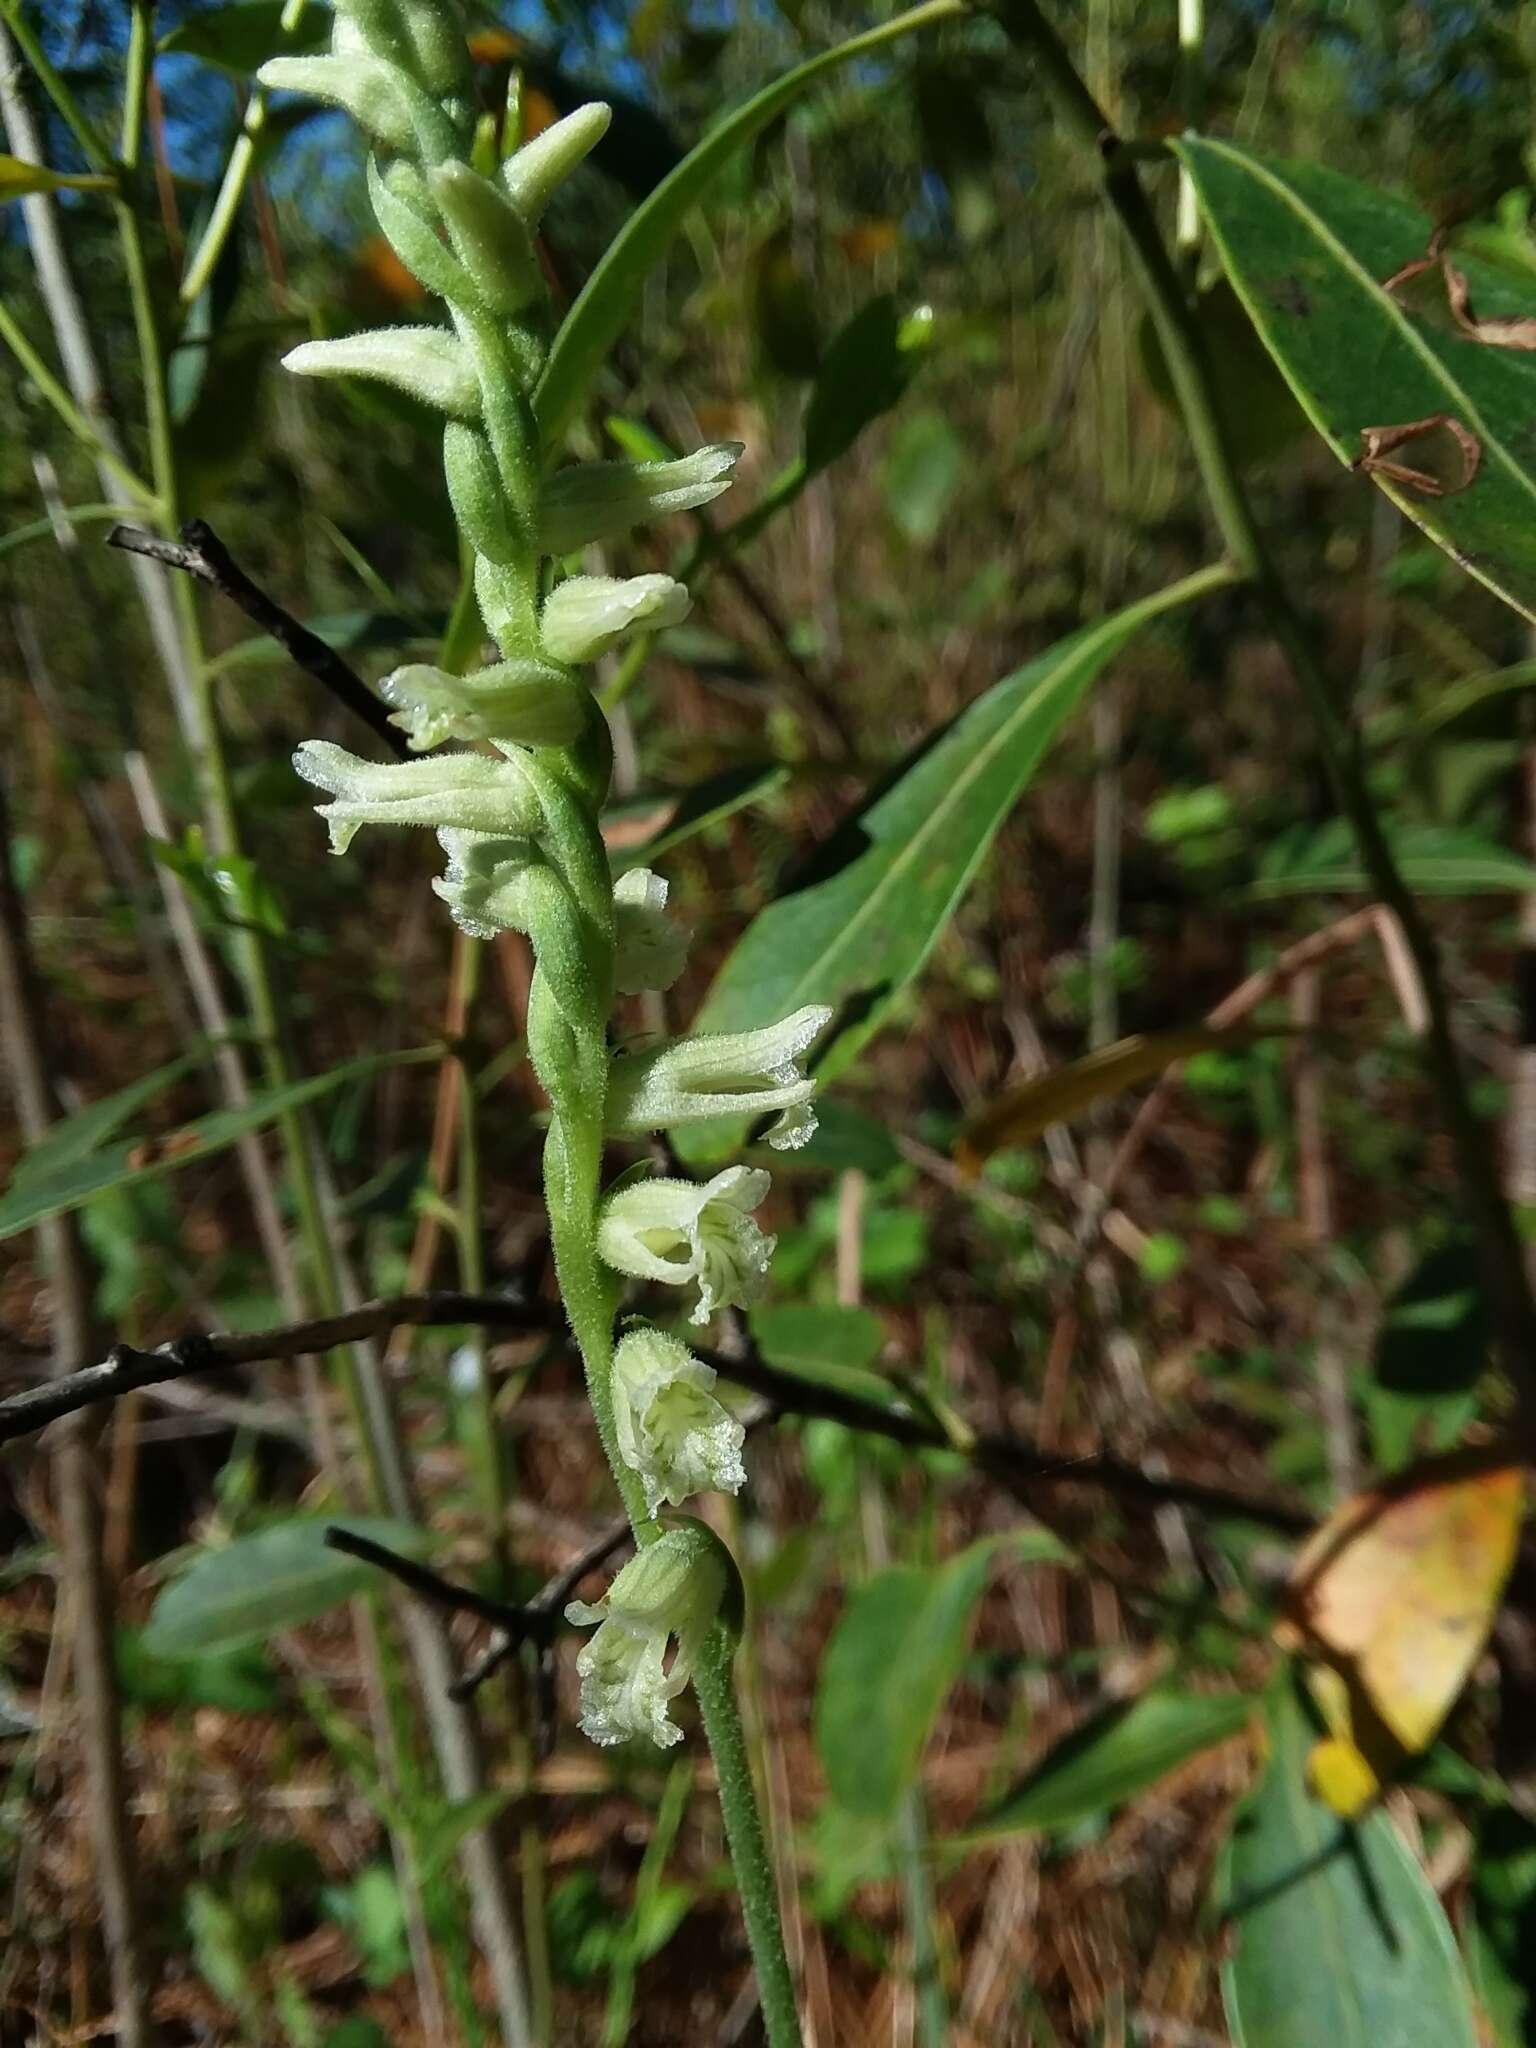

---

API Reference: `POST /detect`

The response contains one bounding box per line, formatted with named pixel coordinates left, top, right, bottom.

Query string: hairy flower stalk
left=272, top=7, right=811, bottom=2036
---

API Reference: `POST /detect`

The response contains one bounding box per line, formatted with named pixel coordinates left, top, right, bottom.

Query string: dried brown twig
left=0, top=1289, right=1308, bottom=1534
left=108, top=519, right=407, bottom=757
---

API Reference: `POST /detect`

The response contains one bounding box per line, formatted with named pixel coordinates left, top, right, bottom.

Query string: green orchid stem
left=522, top=751, right=800, bottom=2036
left=694, top=1635, right=804, bottom=2048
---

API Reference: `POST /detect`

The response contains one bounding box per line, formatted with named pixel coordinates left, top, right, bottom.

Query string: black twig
left=323, top=1515, right=632, bottom=1711
left=107, top=519, right=408, bottom=757
left=0, top=1291, right=546, bottom=1445
left=0, top=1288, right=1308, bottom=1532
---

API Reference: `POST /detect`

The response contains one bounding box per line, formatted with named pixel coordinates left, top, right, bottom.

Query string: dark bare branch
left=108, top=518, right=407, bottom=758
left=0, top=1288, right=1307, bottom=1533
left=0, top=1291, right=547, bottom=1445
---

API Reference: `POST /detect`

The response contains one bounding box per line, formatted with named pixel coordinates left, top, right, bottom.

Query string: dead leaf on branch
left=1382, top=229, right=1536, bottom=351
left=1275, top=1445, right=1524, bottom=1816
left=1354, top=413, right=1482, bottom=498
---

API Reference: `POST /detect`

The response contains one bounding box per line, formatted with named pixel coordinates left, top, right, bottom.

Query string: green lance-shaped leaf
left=1174, top=137, right=1536, bottom=624
left=815, top=1541, right=1000, bottom=1818
left=533, top=0, right=964, bottom=454
left=684, top=565, right=1234, bottom=1160
left=964, top=1687, right=1254, bottom=1842
left=144, top=1517, right=431, bottom=1658
left=0, top=153, right=114, bottom=200
left=1253, top=820, right=1536, bottom=898
left=0, top=1046, right=438, bottom=1242
left=1218, top=1680, right=1479, bottom=2048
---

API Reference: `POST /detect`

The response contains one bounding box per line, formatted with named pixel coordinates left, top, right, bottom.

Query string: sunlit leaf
left=685, top=565, right=1233, bottom=1164
left=814, top=1540, right=999, bottom=1817
left=159, top=2, right=331, bottom=73
left=1255, top=820, right=1536, bottom=896
left=1276, top=1448, right=1524, bottom=1813
left=1176, top=138, right=1536, bottom=623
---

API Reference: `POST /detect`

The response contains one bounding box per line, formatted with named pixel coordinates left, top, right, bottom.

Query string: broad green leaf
left=0, top=1046, right=438, bottom=1242
left=534, top=0, right=963, bottom=452
left=159, top=2, right=332, bottom=73
left=815, top=1538, right=998, bottom=1816
left=748, top=1304, right=897, bottom=1407
left=1254, top=821, right=1536, bottom=897
left=883, top=409, right=964, bottom=544
left=751, top=1303, right=886, bottom=1375
left=1175, top=138, right=1536, bottom=623
left=690, top=565, right=1233, bottom=1101
left=803, top=295, right=922, bottom=478
left=144, top=1516, right=429, bottom=1657
left=0, top=153, right=112, bottom=200
left=966, top=1688, right=1254, bottom=1842
left=749, top=1100, right=902, bottom=1178
left=1218, top=1681, right=1479, bottom=2048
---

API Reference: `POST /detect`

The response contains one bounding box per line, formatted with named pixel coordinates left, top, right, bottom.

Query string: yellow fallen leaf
left=1276, top=1448, right=1524, bottom=1814
left=954, top=1024, right=1269, bottom=1176
left=1307, top=1734, right=1380, bottom=1820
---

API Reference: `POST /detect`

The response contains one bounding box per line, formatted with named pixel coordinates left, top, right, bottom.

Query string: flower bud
left=502, top=103, right=612, bottom=226
left=428, top=161, right=542, bottom=316
left=283, top=328, right=481, bottom=419
left=380, top=658, right=584, bottom=751
left=393, top=0, right=471, bottom=97
left=367, top=158, right=471, bottom=304
left=611, top=1326, right=746, bottom=1514
left=613, top=868, right=689, bottom=994
left=540, top=574, right=691, bottom=666
left=597, top=1165, right=773, bottom=1323
left=258, top=54, right=416, bottom=151
left=540, top=443, right=744, bottom=556
left=293, top=741, right=538, bottom=853
left=431, top=830, right=539, bottom=938
left=605, top=1006, right=831, bottom=1150
left=564, top=1521, right=730, bottom=1748
left=443, top=422, right=519, bottom=566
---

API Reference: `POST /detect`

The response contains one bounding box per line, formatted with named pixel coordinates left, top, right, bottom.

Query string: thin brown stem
left=0, top=775, right=155, bottom=2047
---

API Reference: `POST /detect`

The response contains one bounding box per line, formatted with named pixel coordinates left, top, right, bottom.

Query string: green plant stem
left=992, top=0, right=1536, bottom=1409
left=179, top=0, right=312, bottom=304
left=694, top=1636, right=803, bottom=2048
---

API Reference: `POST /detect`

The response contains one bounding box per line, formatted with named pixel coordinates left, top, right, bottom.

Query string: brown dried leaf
left=1355, top=413, right=1482, bottom=498
left=1381, top=231, right=1536, bottom=350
